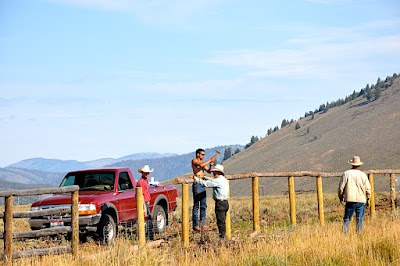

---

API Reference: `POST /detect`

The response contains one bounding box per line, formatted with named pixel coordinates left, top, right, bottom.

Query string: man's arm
left=192, top=158, right=215, bottom=168
left=204, top=160, right=215, bottom=174
left=338, top=174, right=346, bottom=202
left=194, top=177, right=220, bottom=188
left=364, top=174, right=372, bottom=200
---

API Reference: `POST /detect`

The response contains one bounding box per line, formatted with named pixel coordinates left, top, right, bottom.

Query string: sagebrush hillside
left=220, top=75, right=400, bottom=196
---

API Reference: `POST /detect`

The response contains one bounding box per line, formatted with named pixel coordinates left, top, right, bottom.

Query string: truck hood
left=31, top=190, right=113, bottom=207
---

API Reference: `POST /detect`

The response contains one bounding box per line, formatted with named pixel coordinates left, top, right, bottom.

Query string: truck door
left=115, top=171, right=137, bottom=222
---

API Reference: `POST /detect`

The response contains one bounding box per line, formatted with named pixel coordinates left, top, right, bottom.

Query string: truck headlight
left=30, top=206, right=40, bottom=211
left=78, top=203, right=97, bottom=216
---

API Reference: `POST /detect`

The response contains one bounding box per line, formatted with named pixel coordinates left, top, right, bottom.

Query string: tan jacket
left=338, top=169, right=371, bottom=203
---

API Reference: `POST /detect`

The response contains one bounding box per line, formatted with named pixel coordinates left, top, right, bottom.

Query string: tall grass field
left=1, top=193, right=399, bottom=265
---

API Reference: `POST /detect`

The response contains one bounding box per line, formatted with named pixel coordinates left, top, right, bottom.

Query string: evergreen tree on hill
left=375, top=86, right=382, bottom=100
left=223, top=147, right=232, bottom=161
left=366, top=87, right=373, bottom=101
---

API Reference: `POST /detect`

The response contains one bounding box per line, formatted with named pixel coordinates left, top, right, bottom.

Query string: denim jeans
left=192, top=183, right=207, bottom=228
left=342, top=202, right=365, bottom=234
left=145, top=202, right=154, bottom=240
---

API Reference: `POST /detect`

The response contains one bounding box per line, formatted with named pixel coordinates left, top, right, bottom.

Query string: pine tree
left=223, top=147, right=232, bottom=161
left=295, top=122, right=300, bottom=130
left=281, top=119, right=289, bottom=128
left=375, top=87, right=382, bottom=100
left=366, top=88, right=373, bottom=101
left=324, top=101, right=330, bottom=113
left=234, top=148, right=241, bottom=155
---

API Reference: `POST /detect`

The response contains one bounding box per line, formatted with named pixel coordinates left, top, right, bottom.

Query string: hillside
left=219, top=75, right=400, bottom=196
left=110, top=145, right=243, bottom=182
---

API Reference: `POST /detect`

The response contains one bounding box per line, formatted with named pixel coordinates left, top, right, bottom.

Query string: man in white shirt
left=194, top=164, right=229, bottom=238
left=338, top=156, right=371, bottom=234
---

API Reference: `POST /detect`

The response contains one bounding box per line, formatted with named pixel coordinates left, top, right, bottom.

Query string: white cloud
left=205, top=20, right=400, bottom=80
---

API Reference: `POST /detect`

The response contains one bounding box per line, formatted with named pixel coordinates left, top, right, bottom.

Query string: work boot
left=193, top=226, right=201, bottom=232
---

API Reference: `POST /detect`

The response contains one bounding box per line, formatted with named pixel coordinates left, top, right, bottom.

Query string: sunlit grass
left=1, top=193, right=399, bottom=265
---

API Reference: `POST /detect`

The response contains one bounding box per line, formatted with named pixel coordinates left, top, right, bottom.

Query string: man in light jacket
left=338, top=156, right=371, bottom=234
left=194, top=164, right=229, bottom=238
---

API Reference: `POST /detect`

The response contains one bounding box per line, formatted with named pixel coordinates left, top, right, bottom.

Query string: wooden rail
left=0, top=186, right=79, bottom=265
left=174, top=169, right=399, bottom=244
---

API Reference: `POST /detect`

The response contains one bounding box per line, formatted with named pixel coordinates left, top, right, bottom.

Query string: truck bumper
left=29, top=214, right=101, bottom=231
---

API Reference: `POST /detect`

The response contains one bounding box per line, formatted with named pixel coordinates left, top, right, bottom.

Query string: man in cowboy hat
left=338, top=156, right=371, bottom=234
left=191, top=148, right=216, bottom=231
left=137, top=165, right=154, bottom=240
left=194, top=164, right=229, bottom=238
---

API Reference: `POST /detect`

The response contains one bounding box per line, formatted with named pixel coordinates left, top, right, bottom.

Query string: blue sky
left=1, top=0, right=399, bottom=167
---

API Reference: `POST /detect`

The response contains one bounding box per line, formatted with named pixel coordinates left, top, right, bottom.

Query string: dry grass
left=1, top=193, right=400, bottom=265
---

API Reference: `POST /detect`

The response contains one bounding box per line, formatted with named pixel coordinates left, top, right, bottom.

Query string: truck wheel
left=152, top=205, right=167, bottom=234
left=98, top=214, right=116, bottom=245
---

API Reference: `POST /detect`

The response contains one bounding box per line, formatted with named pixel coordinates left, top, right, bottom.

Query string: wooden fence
left=0, top=186, right=79, bottom=265
left=175, top=170, right=399, bottom=247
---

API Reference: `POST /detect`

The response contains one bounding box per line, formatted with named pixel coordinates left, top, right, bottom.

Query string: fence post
left=225, top=180, right=231, bottom=238
left=71, top=190, right=79, bottom=257
left=4, top=195, right=13, bottom=265
left=252, top=177, right=260, bottom=231
left=136, top=187, right=146, bottom=249
left=182, top=184, right=189, bottom=247
left=390, top=173, right=396, bottom=211
left=368, top=174, right=375, bottom=217
left=288, top=176, right=296, bottom=225
left=316, top=176, right=325, bottom=226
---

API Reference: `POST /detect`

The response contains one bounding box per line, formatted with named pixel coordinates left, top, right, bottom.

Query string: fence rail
left=0, top=185, right=79, bottom=265
left=174, top=169, right=399, bottom=247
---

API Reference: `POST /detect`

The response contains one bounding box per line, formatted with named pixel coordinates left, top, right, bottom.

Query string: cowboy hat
left=348, top=156, right=364, bottom=166
left=138, top=165, right=154, bottom=173
left=211, top=164, right=225, bottom=175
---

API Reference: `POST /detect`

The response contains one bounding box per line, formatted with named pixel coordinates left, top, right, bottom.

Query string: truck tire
left=152, top=205, right=167, bottom=234
left=98, top=214, right=116, bottom=245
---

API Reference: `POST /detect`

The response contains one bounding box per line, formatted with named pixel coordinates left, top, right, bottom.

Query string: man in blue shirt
left=194, top=164, right=229, bottom=238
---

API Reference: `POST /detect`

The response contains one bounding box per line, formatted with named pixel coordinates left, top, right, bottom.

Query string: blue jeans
left=145, top=202, right=154, bottom=240
left=342, top=202, right=365, bottom=234
left=192, top=183, right=207, bottom=228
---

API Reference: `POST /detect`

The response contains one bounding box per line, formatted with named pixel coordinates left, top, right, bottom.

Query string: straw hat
left=348, top=156, right=364, bottom=166
left=138, top=165, right=154, bottom=173
left=211, top=164, right=225, bottom=175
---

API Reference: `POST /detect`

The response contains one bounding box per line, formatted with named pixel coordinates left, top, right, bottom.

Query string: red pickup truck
left=29, top=167, right=178, bottom=244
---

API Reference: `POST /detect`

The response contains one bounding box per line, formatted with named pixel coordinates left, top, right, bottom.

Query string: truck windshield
left=60, top=171, right=115, bottom=191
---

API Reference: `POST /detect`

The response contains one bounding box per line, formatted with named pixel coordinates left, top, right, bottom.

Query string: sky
left=0, top=0, right=399, bottom=167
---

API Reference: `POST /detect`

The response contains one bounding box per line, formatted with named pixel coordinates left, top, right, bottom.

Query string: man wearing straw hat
left=194, top=164, right=229, bottom=238
left=137, top=165, right=154, bottom=240
left=338, top=156, right=371, bottom=234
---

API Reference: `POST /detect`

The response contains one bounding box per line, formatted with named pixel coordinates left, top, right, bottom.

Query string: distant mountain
left=109, top=145, right=244, bottom=182
left=0, top=167, right=64, bottom=185
left=7, top=153, right=178, bottom=173
left=0, top=179, right=56, bottom=191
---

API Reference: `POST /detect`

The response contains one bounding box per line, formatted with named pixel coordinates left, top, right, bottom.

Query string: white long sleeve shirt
left=194, top=175, right=229, bottom=201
